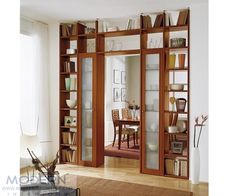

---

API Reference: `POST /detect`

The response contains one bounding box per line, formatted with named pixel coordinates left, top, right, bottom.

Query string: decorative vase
left=192, top=147, right=200, bottom=184
left=178, top=54, right=186, bottom=68
left=65, top=78, right=71, bottom=91
left=169, top=54, right=176, bottom=68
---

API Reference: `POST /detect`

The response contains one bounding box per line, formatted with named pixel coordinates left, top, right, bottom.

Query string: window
left=20, top=33, right=38, bottom=135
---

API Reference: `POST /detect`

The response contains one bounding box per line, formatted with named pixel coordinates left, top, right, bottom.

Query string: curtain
left=20, top=17, right=51, bottom=167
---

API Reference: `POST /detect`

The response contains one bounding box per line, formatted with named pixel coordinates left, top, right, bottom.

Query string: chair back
left=111, top=109, right=119, bottom=127
left=121, top=108, right=131, bottom=119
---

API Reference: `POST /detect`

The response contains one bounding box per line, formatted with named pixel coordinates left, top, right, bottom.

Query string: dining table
left=117, top=118, right=140, bottom=150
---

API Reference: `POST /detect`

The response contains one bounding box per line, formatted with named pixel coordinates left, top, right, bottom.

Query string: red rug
left=104, top=140, right=140, bottom=160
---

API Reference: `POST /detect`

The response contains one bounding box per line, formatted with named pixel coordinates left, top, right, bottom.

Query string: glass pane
left=82, top=58, right=93, bottom=161
left=145, top=54, right=160, bottom=170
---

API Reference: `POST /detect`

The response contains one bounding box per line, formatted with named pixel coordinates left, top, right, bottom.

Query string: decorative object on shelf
left=106, top=40, right=115, bottom=51
left=70, top=78, right=77, bottom=90
left=178, top=54, right=186, bottom=68
left=66, top=99, right=77, bottom=108
left=169, top=84, right=184, bottom=91
left=121, top=71, right=126, bottom=84
left=170, top=38, right=186, bottom=48
left=169, top=97, right=176, bottom=111
left=113, top=69, right=121, bottom=84
left=171, top=141, right=183, bottom=154
left=71, top=116, right=77, bottom=126
left=113, top=88, right=120, bottom=102
left=147, top=143, right=158, bottom=151
left=176, top=118, right=187, bottom=133
left=64, top=116, right=73, bottom=126
left=65, top=78, right=71, bottom=90
left=66, top=49, right=77, bottom=55
left=85, top=27, right=95, bottom=34
left=168, top=126, right=178, bottom=133
left=27, top=148, right=59, bottom=185
left=169, top=54, right=176, bottom=68
left=121, top=88, right=127, bottom=102
left=192, top=115, right=208, bottom=184
left=176, top=98, right=187, bottom=112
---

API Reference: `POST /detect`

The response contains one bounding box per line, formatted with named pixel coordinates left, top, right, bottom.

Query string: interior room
left=18, top=0, right=209, bottom=195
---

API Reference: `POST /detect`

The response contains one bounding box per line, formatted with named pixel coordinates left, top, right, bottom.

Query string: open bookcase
left=59, top=8, right=190, bottom=179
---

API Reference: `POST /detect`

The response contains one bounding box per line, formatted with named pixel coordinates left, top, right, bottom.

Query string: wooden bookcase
left=59, top=8, right=190, bottom=179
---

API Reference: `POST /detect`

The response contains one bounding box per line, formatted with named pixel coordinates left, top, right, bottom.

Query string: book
left=180, top=160, right=187, bottom=177
left=169, top=11, right=179, bottom=26
left=177, top=10, right=188, bottom=25
left=71, top=24, right=77, bottom=35
left=61, top=24, right=68, bottom=37
left=165, top=159, right=175, bottom=175
left=146, top=15, right=152, bottom=28
left=153, top=14, right=164, bottom=28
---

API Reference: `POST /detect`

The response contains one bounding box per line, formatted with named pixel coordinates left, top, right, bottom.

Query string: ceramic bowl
left=66, top=99, right=77, bottom=108
left=147, top=143, right=158, bottom=151
left=169, top=84, right=184, bottom=91
left=168, top=126, right=178, bottom=133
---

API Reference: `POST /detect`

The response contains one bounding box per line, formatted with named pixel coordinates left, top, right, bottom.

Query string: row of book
left=62, top=132, right=76, bottom=145
left=142, top=9, right=188, bottom=29
left=142, top=14, right=164, bottom=29
left=61, top=148, right=77, bottom=162
left=165, top=157, right=187, bottom=177
left=61, top=24, right=77, bottom=37
left=63, top=61, right=76, bottom=72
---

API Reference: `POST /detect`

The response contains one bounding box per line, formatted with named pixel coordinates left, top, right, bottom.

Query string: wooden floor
left=54, top=156, right=208, bottom=196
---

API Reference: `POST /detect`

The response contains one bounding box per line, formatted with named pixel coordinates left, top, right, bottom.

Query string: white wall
left=48, top=2, right=208, bottom=182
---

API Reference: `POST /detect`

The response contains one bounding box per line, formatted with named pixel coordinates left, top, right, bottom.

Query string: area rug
left=104, top=139, right=140, bottom=159
left=60, top=174, right=193, bottom=196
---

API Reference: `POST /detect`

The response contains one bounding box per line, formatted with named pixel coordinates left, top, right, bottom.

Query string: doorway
left=104, top=54, right=141, bottom=161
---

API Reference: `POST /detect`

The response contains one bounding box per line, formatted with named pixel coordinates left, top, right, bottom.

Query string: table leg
left=118, top=122, right=122, bottom=149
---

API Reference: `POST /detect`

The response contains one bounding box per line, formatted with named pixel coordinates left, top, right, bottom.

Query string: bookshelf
left=59, top=8, right=190, bottom=179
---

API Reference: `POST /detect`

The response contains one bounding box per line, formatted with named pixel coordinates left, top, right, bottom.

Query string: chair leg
left=133, top=133, right=135, bottom=146
left=127, top=134, right=130, bottom=148
left=112, top=132, right=116, bottom=147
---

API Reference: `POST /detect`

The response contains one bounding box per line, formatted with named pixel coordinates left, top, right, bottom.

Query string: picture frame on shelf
left=121, top=71, right=126, bottom=84
left=113, top=88, right=120, bottom=102
left=113, top=69, right=121, bottom=84
left=171, top=141, right=183, bottom=154
left=121, top=88, right=127, bottom=102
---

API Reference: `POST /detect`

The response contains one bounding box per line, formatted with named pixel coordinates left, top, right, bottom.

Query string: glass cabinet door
left=81, top=57, right=93, bottom=161
left=144, top=53, right=160, bottom=170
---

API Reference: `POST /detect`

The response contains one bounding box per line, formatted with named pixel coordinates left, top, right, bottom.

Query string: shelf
left=78, top=33, right=96, bottom=39
left=164, top=110, right=188, bottom=114
left=99, top=29, right=140, bottom=37
left=60, top=126, right=77, bottom=129
left=164, top=153, right=187, bottom=158
left=166, top=68, right=188, bottom=71
left=165, top=90, right=188, bottom=92
left=60, top=108, right=77, bottom=111
left=142, top=48, right=162, bottom=52
left=142, top=27, right=164, bottom=34
left=103, top=49, right=140, bottom=56
left=60, top=144, right=77, bottom=147
left=165, top=25, right=188, bottom=32
left=60, top=90, right=77, bottom=93
left=164, top=132, right=187, bottom=136
left=60, top=35, right=78, bottom=40
left=164, top=174, right=188, bottom=179
left=165, top=47, right=188, bottom=51
left=60, top=72, right=77, bottom=75
left=60, top=54, right=77, bottom=57
left=79, top=52, right=96, bottom=56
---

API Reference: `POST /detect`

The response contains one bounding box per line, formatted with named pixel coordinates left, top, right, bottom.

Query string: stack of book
left=142, top=15, right=152, bottom=29
left=153, top=14, right=164, bottom=28
left=62, top=132, right=76, bottom=145
left=177, top=10, right=189, bottom=26
left=165, top=157, right=187, bottom=177
left=61, top=148, right=77, bottom=162
left=64, top=61, right=76, bottom=72
left=61, top=24, right=77, bottom=37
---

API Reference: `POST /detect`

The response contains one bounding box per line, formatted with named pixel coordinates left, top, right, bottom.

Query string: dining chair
left=111, top=109, right=136, bottom=148
left=121, top=108, right=140, bottom=145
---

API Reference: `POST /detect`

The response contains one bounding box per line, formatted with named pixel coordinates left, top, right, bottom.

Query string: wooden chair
left=111, top=109, right=136, bottom=148
left=121, top=108, right=140, bottom=145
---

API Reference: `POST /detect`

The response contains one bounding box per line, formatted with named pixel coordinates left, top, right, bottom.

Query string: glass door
left=80, top=56, right=94, bottom=163
left=141, top=51, right=163, bottom=174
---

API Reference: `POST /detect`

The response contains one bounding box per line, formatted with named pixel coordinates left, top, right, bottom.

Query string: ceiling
left=20, top=0, right=207, bottom=23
